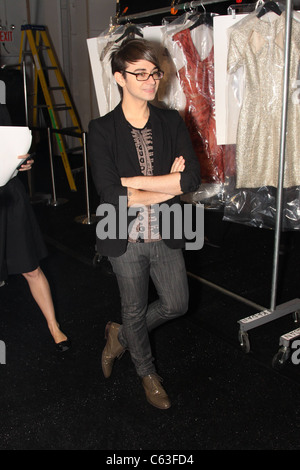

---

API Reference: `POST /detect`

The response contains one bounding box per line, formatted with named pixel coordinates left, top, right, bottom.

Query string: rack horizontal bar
left=280, top=326, right=300, bottom=348
left=115, top=0, right=228, bottom=23
left=238, top=298, right=300, bottom=333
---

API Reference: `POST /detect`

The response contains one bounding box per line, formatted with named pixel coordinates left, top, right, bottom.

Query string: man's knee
left=176, top=297, right=189, bottom=317
left=163, top=295, right=189, bottom=319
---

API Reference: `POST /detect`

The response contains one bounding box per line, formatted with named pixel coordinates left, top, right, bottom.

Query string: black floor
left=1, top=160, right=300, bottom=451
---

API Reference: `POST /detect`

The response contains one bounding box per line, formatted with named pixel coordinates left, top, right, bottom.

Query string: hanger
left=115, top=24, right=144, bottom=43
left=187, top=2, right=214, bottom=30
left=189, top=12, right=214, bottom=30
left=257, top=1, right=283, bottom=18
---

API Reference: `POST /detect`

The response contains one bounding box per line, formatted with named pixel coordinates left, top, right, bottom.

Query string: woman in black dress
left=0, top=103, right=70, bottom=352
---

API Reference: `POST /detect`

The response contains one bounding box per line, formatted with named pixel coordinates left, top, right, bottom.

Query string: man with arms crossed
left=88, top=38, right=200, bottom=409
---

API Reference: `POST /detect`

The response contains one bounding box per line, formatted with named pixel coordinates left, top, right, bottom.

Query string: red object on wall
left=0, top=31, right=13, bottom=42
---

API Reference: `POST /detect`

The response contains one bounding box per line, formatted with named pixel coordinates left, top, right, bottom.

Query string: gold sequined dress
left=227, top=12, right=300, bottom=189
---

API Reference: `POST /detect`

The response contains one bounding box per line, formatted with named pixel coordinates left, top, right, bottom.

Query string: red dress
left=172, top=28, right=226, bottom=184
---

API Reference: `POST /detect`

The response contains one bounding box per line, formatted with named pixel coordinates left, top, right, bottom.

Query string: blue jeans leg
left=109, top=241, right=189, bottom=377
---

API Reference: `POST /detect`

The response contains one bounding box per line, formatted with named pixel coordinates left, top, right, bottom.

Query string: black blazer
left=88, top=102, right=201, bottom=257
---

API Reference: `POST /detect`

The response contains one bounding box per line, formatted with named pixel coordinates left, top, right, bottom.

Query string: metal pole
left=270, top=0, right=293, bottom=311
left=48, top=127, right=57, bottom=203
left=187, top=272, right=267, bottom=312
left=21, top=58, right=35, bottom=200
left=75, top=132, right=97, bottom=224
left=115, top=0, right=222, bottom=23
left=47, top=127, right=68, bottom=207
left=22, top=59, right=29, bottom=127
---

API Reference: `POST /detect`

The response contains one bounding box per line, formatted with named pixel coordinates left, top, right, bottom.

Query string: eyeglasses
left=124, top=70, right=164, bottom=81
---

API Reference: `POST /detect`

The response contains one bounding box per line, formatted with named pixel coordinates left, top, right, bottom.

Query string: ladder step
left=53, top=105, right=72, bottom=111
left=49, top=86, right=65, bottom=91
left=67, top=146, right=83, bottom=154
left=71, top=167, right=84, bottom=174
left=61, top=126, right=79, bottom=132
left=56, top=127, right=81, bottom=138
left=21, top=24, right=46, bottom=31
left=43, top=66, right=58, bottom=70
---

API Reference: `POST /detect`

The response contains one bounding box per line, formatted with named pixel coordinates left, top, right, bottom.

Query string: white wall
left=0, top=0, right=116, bottom=129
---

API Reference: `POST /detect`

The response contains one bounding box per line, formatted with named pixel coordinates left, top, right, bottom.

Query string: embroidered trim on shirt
left=128, top=123, right=161, bottom=243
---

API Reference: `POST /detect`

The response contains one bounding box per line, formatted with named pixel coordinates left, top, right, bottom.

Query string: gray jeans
left=109, top=240, right=189, bottom=377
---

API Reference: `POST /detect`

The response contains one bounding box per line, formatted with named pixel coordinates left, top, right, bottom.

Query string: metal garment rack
left=114, top=0, right=300, bottom=367
left=237, top=0, right=300, bottom=368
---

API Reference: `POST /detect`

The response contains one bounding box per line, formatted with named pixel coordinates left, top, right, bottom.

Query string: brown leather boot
left=102, top=322, right=125, bottom=378
left=142, top=374, right=171, bottom=410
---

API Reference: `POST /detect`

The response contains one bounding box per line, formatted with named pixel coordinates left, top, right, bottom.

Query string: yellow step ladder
left=19, top=24, right=83, bottom=191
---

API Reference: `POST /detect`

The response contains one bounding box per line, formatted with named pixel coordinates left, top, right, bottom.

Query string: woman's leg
left=22, top=267, right=67, bottom=344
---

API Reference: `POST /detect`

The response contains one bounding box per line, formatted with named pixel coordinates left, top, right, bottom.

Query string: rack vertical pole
left=270, top=0, right=293, bottom=311
left=75, top=132, right=97, bottom=225
left=47, top=128, right=68, bottom=207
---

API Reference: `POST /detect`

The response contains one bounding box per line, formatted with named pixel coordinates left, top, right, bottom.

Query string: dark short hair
left=110, top=38, right=160, bottom=75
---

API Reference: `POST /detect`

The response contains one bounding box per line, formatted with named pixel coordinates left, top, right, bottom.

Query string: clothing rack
left=237, top=0, right=300, bottom=369
left=114, top=0, right=300, bottom=367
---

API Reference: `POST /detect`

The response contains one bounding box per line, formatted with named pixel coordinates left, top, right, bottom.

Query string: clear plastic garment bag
left=223, top=2, right=300, bottom=230
left=163, top=11, right=230, bottom=207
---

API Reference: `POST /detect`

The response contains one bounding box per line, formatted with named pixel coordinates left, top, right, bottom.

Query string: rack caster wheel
left=272, top=346, right=290, bottom=369
left=238, top=330, right=250, bottom=353
left=293, top=310, right=300, bottom=323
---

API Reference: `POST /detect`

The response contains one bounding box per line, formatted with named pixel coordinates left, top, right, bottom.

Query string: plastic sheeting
left=162, top=13, right=230, bottom=207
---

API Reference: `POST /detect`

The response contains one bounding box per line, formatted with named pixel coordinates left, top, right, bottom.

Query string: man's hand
left=170, top=156, right=185, bottom=173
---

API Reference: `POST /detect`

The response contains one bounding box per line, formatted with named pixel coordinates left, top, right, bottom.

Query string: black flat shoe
left=55, top=339, right=71, bottom=352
